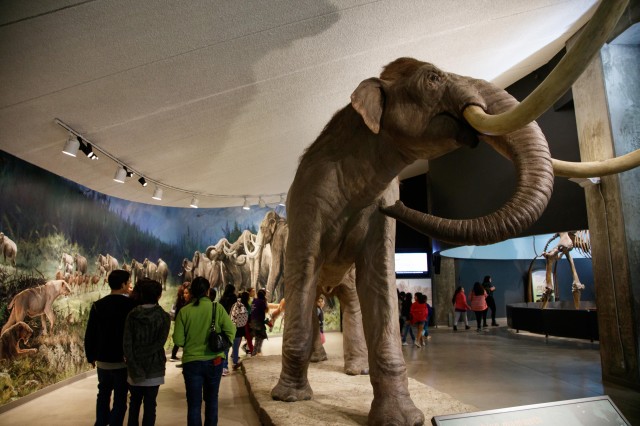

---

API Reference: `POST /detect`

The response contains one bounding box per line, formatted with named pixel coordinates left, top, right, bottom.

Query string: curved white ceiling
left=0, top=0, right=598, bottom=208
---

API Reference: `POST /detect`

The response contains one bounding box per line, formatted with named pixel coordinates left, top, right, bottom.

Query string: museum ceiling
left=0, top=0, right=600, bottom=208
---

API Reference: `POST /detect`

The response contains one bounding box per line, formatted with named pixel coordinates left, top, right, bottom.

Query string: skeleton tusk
left=463, top=0, right=629, bottom=136
left=552, top=149, right=640, bottom=177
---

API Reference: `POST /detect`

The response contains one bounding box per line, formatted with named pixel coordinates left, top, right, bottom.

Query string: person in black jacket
left=219, top=284, right=237, bottom=376
left=84, top=269, right=137, bottom=426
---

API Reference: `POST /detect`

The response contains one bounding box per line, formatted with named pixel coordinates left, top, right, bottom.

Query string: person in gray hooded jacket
left=123, top=279, right=170, bottom=426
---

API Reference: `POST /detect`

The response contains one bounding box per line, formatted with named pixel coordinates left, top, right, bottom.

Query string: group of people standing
left=84, top=268, right=271, bottom=426
left=452, top=275, right=499, bottom=332
left=398, top=291, right=432, bottom=348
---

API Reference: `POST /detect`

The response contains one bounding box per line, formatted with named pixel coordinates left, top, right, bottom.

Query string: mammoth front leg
left=271, top=254, right=318, bottom=402
left=356, top=226, right=424, bottom=425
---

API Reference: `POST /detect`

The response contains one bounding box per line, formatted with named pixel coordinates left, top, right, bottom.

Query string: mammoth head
left=352, top=58, right=553, bottom=245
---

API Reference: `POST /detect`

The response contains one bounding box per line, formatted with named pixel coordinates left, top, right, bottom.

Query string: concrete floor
left=1, top=322, right=639, bottom=425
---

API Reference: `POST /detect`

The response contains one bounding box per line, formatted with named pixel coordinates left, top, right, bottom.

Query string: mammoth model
left=0, top=232, right=17, bottom=267
left=271, top=2, right=638, bottom=424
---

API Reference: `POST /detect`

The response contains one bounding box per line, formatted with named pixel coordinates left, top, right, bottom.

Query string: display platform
left=507, top=301, right=599, bottom=341
left=432, top=395, right=630, bottom=425
left=242, top=355, right=475, bottom=425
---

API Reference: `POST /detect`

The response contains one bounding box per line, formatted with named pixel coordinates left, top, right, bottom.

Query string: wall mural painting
left=395, top=278, right=432, bottom=308
left=0, top=150, right=318, bottom=406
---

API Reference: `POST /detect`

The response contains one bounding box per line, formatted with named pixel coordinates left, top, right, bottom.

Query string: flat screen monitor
left=395, top=252, right=428, bottom=274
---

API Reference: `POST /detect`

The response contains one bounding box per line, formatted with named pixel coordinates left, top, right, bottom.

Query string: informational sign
left=531, top=268, right=552, bottom=302
left=432, top=396, right=630, bottom=426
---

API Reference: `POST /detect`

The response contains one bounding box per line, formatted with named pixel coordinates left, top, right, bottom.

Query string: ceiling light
left=242, top=197, right=250, bottom=210
left=138, top=177, right=147, bottom=187
left=113, top=167, right=127, bottom=183
left=62, top=135, right=80, bottom=157
left=278, top=194, right=286, bottom=206
left=258, top=197, right=266, bottom=208
left=152, top=186, right=163, bottom=200
left=125, top=167, right=133, bottom=178
left=190, top=197, right=199, bottom=208
left=80, top=142, right=98, bottom=160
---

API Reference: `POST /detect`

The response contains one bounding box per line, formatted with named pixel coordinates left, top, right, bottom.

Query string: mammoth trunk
left=382, top=84, right=554, bottom=246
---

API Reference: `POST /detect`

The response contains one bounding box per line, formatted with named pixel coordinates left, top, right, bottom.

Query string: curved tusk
left=553, top=149, right=640, bottom=177
left=463, top=0, right=629, bottom=136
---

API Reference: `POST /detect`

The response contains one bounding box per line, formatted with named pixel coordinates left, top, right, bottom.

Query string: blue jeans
left=95, top=367, right=129, bottom=426
left=182, top=359, right=223, bottom=426
left=231, top=336, right=241, bottom=366
left=401, top=321, right=415, bottom=343
left=128, top=385, right=159, bottom=426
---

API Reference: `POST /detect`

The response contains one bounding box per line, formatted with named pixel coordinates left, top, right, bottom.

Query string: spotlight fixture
left=278, top=194, right=286, bottom=206
left=113, top=166, right=127, bottom=183
left=138, top=177, right=147, bottom=187
left=242, top=197, right=250, bottom=210
left=152, top=186, right=163, bottom=200
left=80, top=141, right=98, bottom=160
left=258, top=197, right=266, bottom=208
left=190, top=197, right=199, bottom=208
left=125, top=167, right=133, bottom=178
left=62, top=135, right=80, bottom=157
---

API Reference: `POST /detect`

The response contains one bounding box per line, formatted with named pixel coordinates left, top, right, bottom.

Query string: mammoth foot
left=344, top=363, right=369, bottom=376
left=271, top=378, right=313, bottom=402
left=310, top=347, right=328, bottom=363
left=369, top=394, right=424, bottom=426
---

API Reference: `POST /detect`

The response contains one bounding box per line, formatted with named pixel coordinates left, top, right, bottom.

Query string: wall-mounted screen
left=395, top=252, right=428, bottom=274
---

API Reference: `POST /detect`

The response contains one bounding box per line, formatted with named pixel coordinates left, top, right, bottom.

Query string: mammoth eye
left=428, top=73, right=440, bottom=83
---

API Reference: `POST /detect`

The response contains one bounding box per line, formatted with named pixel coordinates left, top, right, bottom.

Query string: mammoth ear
left=268, top=218, right=277, bottom=234
left=351, top=78, right=384, bottom=134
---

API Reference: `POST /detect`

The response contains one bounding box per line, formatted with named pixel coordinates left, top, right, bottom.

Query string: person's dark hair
left=405, top=292, right=412, bottom=300
left=240, top=291, right=250, bottom=306
left=222, top=284, right=235, bottom=298
left=482, top=275, right=491, bottom=284
left=418, top=293, right=428, bottom=304
left=257, top=289, right=266, bottom=300
left=190, top=277, right=210, bottom=306
left=473, top=282, right=484, bottom=295
left=135, top=279, right=162, bottom=304
left=108, top=269, right=130, bottom=290
left=452, top=286, right=463, bottom=304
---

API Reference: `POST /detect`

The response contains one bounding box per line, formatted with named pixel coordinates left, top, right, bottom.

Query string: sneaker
left=414, top=341, right=421, bottom=348
left=492, top=323, right=500, bottom=327
left=426, top=335, right=432, bottom=340
left=465, top=325, right=471, bottom=330
left=483, top=323, right=488, bottom=328
left=483, top=328, right=490, bottom=332
left=222, top=368, right=229, bottom=376
left=242, top=343, right=249, bottom=354
left=402, top=341, right=408, bottom=346
left=232, top=363, right=242, bottom=371
left=453, top=326, right=457, bottom=332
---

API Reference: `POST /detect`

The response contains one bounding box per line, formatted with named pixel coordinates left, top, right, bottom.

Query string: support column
left=433, top=257, right=456, bottom=326
left=571, top=43, right=640, bottom=389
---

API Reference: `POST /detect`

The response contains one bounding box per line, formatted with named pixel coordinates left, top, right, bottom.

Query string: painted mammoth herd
left=268, top=1, right=640, bottom=425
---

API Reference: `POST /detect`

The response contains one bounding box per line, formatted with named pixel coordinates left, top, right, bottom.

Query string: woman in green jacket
left=173, top=277, right=235, bottom=426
